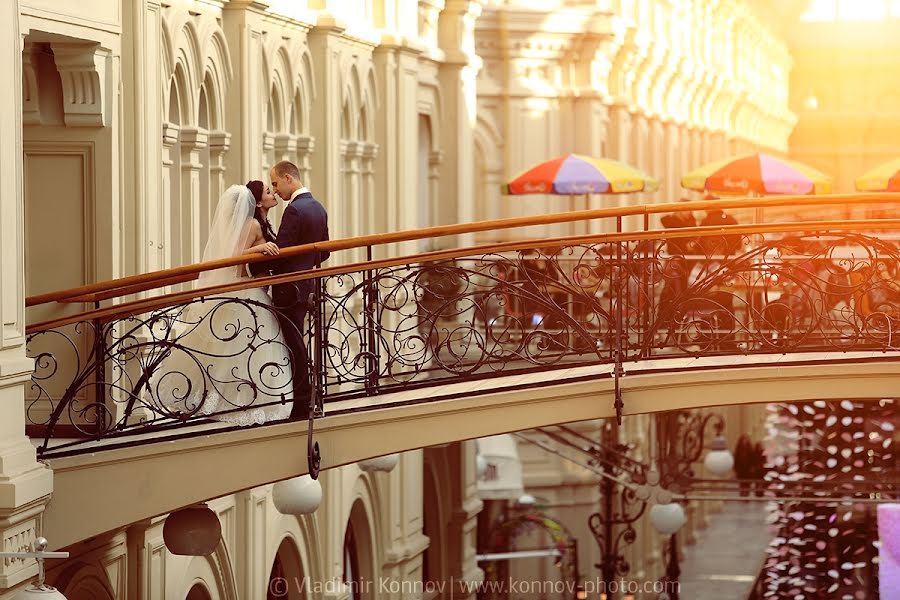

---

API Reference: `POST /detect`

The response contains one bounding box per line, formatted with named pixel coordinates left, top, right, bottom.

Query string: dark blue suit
left=250, top=191, right=329, bottom=418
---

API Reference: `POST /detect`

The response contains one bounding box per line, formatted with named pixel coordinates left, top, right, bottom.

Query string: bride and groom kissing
left=148, top=160, right=329, bottom=426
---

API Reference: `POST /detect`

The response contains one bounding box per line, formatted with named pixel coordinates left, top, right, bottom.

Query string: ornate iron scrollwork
left=25, top=231, right=900, bottom=456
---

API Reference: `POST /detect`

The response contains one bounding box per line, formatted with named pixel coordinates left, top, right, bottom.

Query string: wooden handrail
left=24, top=193, right=900, bottom=308
left=25, top=217, right=900, bottom=335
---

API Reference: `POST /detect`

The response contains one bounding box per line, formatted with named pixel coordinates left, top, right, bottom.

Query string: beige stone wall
left=2, top=0, right=789, bottom=597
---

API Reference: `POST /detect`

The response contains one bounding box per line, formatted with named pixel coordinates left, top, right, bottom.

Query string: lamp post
left=653, top=410, right=733, bottom=600
left=587, top=421, right=648, bottom=599
left=0, top=538, right=70, bottom=599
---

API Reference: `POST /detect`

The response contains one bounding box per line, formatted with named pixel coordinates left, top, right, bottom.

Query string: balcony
left=22, top=193, right=900, bottom=547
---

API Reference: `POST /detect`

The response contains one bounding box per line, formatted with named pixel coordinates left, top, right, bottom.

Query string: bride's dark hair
left=245, top=180, right=276, bottom=243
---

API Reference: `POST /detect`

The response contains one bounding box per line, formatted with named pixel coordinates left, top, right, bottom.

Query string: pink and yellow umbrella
left=855, top=158, right=900, bottom=192
left=504, top=154, right=658, bottom=195
left=681, top=152, right=832, bottom=196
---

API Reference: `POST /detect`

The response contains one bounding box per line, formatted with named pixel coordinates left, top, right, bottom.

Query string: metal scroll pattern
left=26, top=231, right=900, bottom=453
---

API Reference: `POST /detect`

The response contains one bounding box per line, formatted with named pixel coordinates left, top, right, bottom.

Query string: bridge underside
left=41, top=352, right=900, bottom=549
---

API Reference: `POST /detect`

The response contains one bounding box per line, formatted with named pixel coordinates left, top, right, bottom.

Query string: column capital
left=296, top=135, right=315, bottom=154
left=208, top=130, right=231, bottom=152
left=161, top=122, right=180, bottom=146
left=274, top=132, right=298, bottom=155
left=179, top=126, right=209, bottom=149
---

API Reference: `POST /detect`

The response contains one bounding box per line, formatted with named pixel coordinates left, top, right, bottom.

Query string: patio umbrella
left=854, top=158, right=900, bottom=192
left=504, top=154, right=658, bottom=195
left=681, top=152, right=832, bottom=196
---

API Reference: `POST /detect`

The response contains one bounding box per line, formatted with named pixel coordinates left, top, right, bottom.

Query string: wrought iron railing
left=23, top=195, right=900, bottom=465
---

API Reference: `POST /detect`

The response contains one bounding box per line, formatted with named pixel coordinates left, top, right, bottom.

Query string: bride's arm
left=243, top=220, right=280, bottom=256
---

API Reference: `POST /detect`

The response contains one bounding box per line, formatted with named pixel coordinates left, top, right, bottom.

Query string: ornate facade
left=0, top=0, right=792, bottom=598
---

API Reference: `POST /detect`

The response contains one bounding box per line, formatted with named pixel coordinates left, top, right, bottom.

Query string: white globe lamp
left=704, top=434, right=735, bottom=477
left=649, top=502, right=686, bottom=535
left=358, top=453, right=400, bottom=473
left=273, top=475, right=323, bottom=515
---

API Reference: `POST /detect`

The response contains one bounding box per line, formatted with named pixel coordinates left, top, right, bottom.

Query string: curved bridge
left=24, top=193, right=900, bottom=548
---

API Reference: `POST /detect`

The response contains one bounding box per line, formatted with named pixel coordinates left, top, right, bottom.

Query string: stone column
left=438, top=0, right=482, bottom=249
left=123, top=0, right=164, bottom=278
left=606, top=103, right=633, bottom=217
left=208, top=130, right=231, bottom=227
left=372, top=36, right=422, bottom=259
left=0, top=5, right=53, bottom=589
left=296, top=135, right=315, bottom=188
left=179, top=127, right=208, bottom=265
left=447, top=441, right=483, bottom=599
left=160, top=122, right=179, bottom=270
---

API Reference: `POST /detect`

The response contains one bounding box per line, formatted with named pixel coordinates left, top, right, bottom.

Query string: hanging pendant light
left=163, top=503, right=221, bottom=556
left=273, top=475, right=323, bottom=515
left=358, top=453, right=400, bottom=472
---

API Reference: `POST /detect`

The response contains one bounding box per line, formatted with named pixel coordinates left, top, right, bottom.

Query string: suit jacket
left=250, top=191, right=330, bottom=307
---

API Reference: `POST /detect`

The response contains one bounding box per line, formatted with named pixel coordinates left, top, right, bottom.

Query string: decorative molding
left=21, top=43, right=41, bottom=126
left=50, top=42, right=110, bottom=127
left=0, top=499, right=47, bottom=589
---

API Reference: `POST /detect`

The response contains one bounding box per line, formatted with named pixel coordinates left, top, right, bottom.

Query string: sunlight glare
left=801, top=0, right=895, bottom=21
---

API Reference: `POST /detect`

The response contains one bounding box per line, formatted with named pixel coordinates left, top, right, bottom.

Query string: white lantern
left=704, top=435, right=735, bottom=477
left=649, top=502, right=686, bottom=535
left=273, top=475, right=323, bottom=515
left=163, top=503, right=221, bottom=556
left=358, top=453, right=400, bottom=472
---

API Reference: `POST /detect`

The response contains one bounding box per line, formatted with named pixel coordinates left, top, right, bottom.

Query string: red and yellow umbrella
left=855, top=158, right=900, bottom=192
left=681, top=153, right=832, bottom=196
left=504, top=154, right=658, bottom=195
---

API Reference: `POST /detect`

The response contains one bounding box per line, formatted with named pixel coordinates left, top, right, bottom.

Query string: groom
left=251, top=160, right=330, bottom=420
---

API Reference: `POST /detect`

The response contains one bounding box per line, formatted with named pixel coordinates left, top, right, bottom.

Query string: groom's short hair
left=273, top=160, right=301, bottom=181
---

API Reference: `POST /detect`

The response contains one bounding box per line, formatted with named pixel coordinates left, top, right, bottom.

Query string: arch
left=343, top=63, right=362, bottom=134
left=54, top=561, right=116, bottom=600
left=269, top=80, right=284, bottom=133
left=173, top=549, right=238, bottom=600
left=294, top=45, right=316, bottom=132
left=186, top=584, right=213, bottom=600
left=473, top=114, right=504, bottom=173
left=268, top=537, right=307, bottom=600
left=198, top=25, right=233, bottom=130
left=344, top=496, right=378, bottom=600
left=266, top=498, right=325, bottom=593
left=170, top=63, right=191, bottom=126
left=362, top=66, right=378, bottom=141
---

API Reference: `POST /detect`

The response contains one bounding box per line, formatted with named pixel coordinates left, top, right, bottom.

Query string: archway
left=344, top=499, right=376, bottom=600
left=267, top=537, right=306, bottom=600
left=185, top=583, right=212, bottom=600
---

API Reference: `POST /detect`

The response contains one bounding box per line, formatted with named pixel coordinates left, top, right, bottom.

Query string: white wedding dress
left=146, top=185, right=293, bottom=425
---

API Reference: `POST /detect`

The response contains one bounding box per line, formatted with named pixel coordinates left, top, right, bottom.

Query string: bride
left=146, top=181, right=294, bottom=425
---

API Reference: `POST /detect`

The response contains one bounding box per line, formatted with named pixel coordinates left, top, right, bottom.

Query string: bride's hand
left=261, top=242, right=280, bottom=256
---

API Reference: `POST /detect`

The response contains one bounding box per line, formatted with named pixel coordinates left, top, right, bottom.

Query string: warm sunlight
left=801, top=0, right=900, bottom=21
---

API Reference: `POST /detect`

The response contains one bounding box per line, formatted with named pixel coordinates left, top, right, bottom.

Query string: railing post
left=92, top=301, right=107, bottom=437
left=364, top=245, right=380, bottom=395
left=642, top=213, right=653, bottom=358
left=307, top=251, right=324, bottom=479
left=614, top=216, right=625, bottom=425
